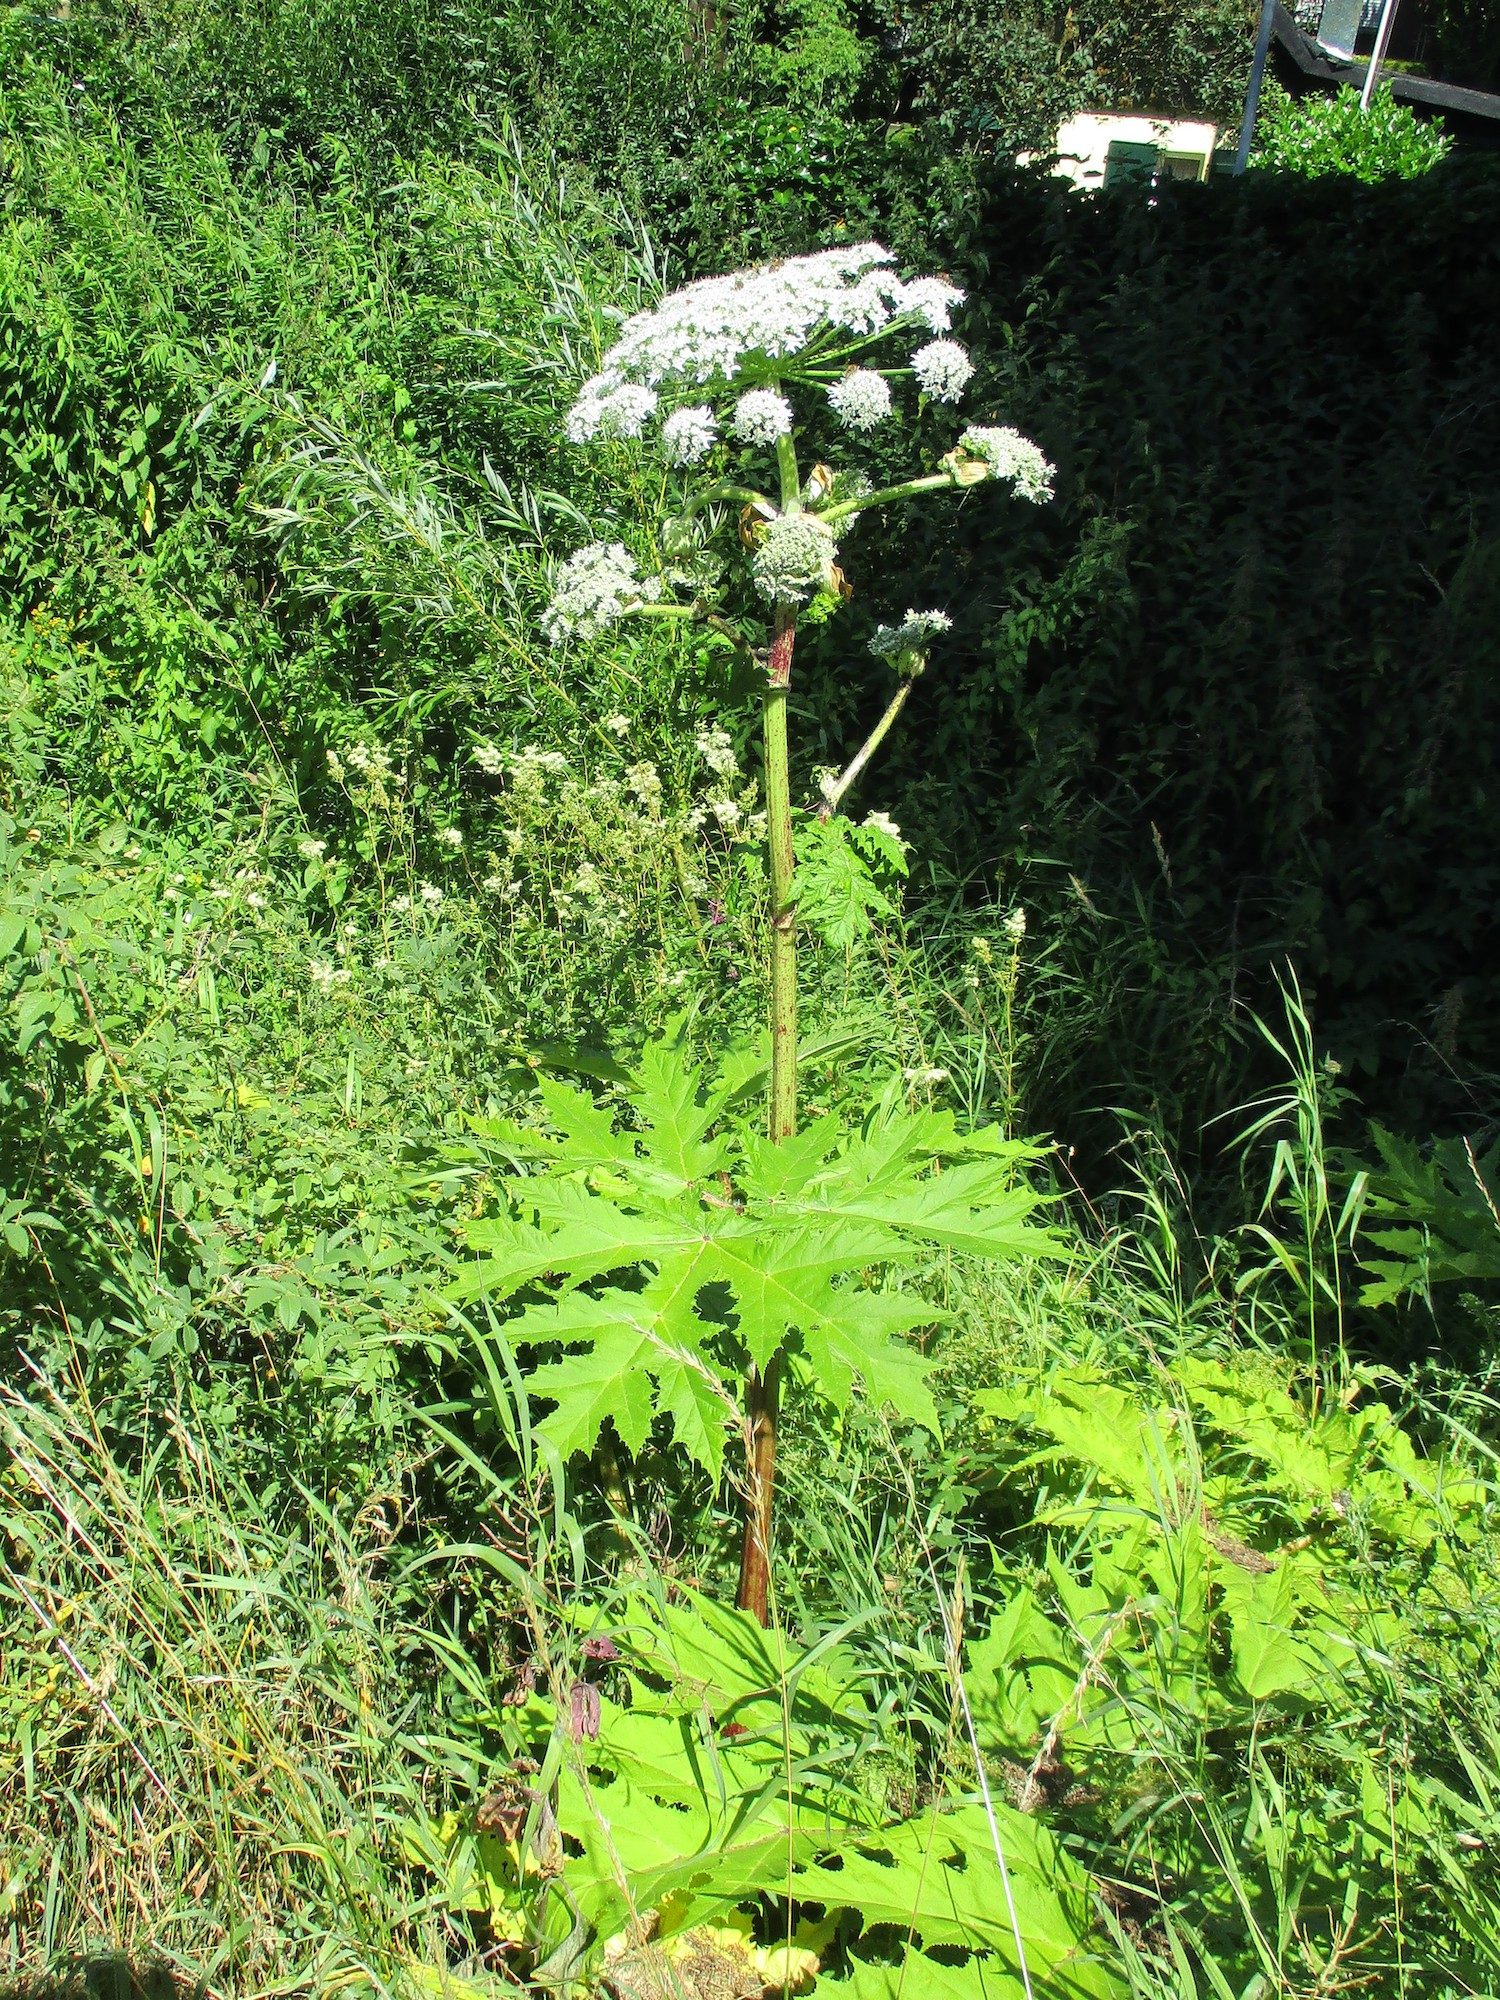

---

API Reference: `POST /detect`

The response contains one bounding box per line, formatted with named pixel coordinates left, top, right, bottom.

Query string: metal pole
left=1361, top=0, right=1401, bottom=107
left=1235, top=0, right=1279, bottom=173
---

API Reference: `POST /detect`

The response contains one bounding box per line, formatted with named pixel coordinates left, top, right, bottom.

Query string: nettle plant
left=462, top=245, right=1058, bottom=1621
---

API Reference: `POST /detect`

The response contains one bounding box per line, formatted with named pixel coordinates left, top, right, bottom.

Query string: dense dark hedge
left=811, top=155, right=1500, bottom=1146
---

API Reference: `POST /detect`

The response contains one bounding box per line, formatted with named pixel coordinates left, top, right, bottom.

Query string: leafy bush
left=967, top=1348, right=1500, bottom=1992
left=1252, top=82, right=1453, bottom=181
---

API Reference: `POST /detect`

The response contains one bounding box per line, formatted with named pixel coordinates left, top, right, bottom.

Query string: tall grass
left=0, top=1367, right=466, bottom=1993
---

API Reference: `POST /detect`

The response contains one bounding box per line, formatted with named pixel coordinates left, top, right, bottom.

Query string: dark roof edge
left=1271, top=2, right=1500, bottom=121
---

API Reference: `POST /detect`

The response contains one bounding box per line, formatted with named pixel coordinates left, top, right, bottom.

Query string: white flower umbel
left=750, top=514, right=839, bottom=605
left=870, top=609, right=952, bottom=659
left=959, top=425, right=1055, bottom=503
left=541, top=542, right=659, bottom=645
left=827, top=369, right=894, bottom=433
left=660, top=404, right=718, bottom=466
left=863, top=809, right=906, bottom=845
left=733, top=389, right=794, bottom=447
left=912, top=339, right=974, bottom=404
left=893, top=275, right=964, bottom=331
left=579, top=244, right=906, bottom=396
left=564, top=381, right=659, bottom=444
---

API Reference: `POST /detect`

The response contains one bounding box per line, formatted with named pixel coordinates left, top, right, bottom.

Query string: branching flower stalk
left=545, top=244, right=1056, bottom=1622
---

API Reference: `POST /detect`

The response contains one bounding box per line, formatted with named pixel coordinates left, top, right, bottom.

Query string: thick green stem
left=737, top=601, right=798, bottom=1627
left=763, top=611, right=798, bottom=1146
left=819, top=465, right=978, bottom=525
left=821, top=675, right=916, bottom=814
left=775, top=428, right=802, bottom=514
left=680, top=481, right=774, bottom=517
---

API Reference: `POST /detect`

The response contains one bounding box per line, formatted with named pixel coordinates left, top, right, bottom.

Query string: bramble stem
left=821, top=676, right=916, bottom=814
left=737, top=599, right=798, bottom=1626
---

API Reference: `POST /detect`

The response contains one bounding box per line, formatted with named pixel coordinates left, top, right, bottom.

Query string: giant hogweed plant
left=461, top=244, right=1058, bottom=1623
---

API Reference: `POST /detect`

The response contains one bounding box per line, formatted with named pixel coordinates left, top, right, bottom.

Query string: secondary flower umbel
left=828, top=369, right=894, bottom=432
left=870, top=609, right=952, bottom=660
left=541, top=542, right=660, bottom=645
left=959, top=425, right=1056, bottom=503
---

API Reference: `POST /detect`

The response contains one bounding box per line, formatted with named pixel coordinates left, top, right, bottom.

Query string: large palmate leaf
left=451, top=1037, right=1056, bottom=1472
left=413, top=1593, right=1118, bottom=1993
left=573, top=1596, right=1116, bottom=1989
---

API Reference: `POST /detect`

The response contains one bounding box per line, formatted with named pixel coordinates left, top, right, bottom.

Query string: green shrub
left=1253, top=82, right=1453, bottom=182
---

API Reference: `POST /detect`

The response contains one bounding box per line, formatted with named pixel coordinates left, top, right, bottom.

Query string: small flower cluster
left=732, top=389, right=794, bottom=447
left=912, top=340, right=974, bottom=403
left=391, top=882, right=446, bottom=914
left=827, top=368, right=893, bottom=433
left=542, top=543, right=661, bottom=646
left=959, top=426, right=1056, bottom=503
left=563, top=381, right=658, bottom=446
left=869, top=609, right=952, bottom=661
left=660, top=406, right=718, bottom=466
left=694, top=725, right=739, bottom=779
left=863, top=809, right=906, bottom=848
left=345, top=742, right=395, bottom=781
left=687, top=725, right=763, bottom=843
left=750, top=514, right=839, bottom=606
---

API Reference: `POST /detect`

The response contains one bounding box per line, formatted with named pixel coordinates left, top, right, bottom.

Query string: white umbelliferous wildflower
left=893, top=275, right=965, bottom=331
left=419, top=881, right=444, bottom=908
left=310, top=960, right=351, bottom=991
left=325, top=750, right=344, bottom=781
left=694, top=725, right=738, bottom=777
left=732, top=389, right=794, bottom=447
left=513, top=748, right=568, bottom=777
left=903, top=1065, right=950, bottom=1085
left=603, top=712, right=631, bottom=737
left=626, top=761, right=662, bottom=808
left=863, top=809, right=907, bottom=847
left=1004, top=907, right=1028, bottom=941
left=959, top=425, right=1055, bottom=503
left=827, top=369, right=894, bottom=432
left=565, top=380, right=658, bottom=443
left=297, top=838, right=327, bottom=861
left=573, top=245, right=904, bottom=400
left=472, top=742, right=505, bottom=776
left=439, top=827, right=464, bottom=849
left=542, top=542, right=659, bottom=645
left=870, top=609, right=952, bottom=659
left=912, top=340, right=974, bottom=403
left=710, top=796, right=744, bottom=829
left=750, top=513, right=838, bottom=605
left=660, top=405, right=718, bottom=465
